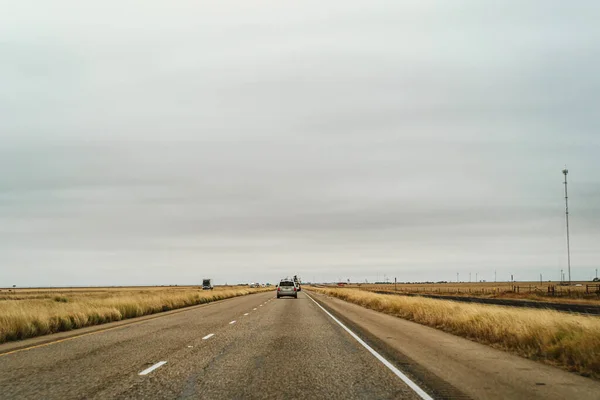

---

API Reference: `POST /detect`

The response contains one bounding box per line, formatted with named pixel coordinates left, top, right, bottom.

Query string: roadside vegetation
left=0, top=286, right=270, bottom=343
left=352, top=282, right=600, bottom=305
left=310, top=287, right=600, bottom=379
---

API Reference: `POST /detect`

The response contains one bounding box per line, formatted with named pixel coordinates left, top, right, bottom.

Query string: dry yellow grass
left=310, top=287, right=600, bottom=378
left=0, top=286, right=270, bottom=343
left=352, top=282, right=600, bottom=304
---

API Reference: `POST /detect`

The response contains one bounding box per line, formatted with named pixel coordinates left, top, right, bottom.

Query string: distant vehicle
left=277, top=279, right=298, bottom=299
left=202, top=279, right=213, bottom=290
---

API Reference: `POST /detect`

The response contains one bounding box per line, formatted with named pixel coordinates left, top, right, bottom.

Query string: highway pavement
left=1, top=290, right=599, bottom=399
left=0, top=291, right=423, bottom=399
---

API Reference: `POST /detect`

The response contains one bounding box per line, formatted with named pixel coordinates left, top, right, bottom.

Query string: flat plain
left=0, top=285, right=269, bottom=343
left=349, top=281, right=600, bottom=304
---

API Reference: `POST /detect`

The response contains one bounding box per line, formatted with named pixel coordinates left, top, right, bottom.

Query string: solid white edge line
left=139, top=361, right=167, bottom=376
left=305, top=292, right=434, bottom=400
left=229, top=320, right=236, bottom=324
left=202, top=333, right=215, bottom=340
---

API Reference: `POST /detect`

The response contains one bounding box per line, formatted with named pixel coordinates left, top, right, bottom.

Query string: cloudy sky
left=1, top=1, right=599, bottom=286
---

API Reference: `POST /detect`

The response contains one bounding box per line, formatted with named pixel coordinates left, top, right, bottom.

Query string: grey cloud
left=1, top=0, right=599, bottom=285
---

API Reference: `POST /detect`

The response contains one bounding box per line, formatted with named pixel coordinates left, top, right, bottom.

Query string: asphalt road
left=2, top=290, right=599, bottom=400
left=0, top=291, right=423, bottom=400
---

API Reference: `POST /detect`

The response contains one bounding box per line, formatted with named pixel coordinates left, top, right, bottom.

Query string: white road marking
left=253, top=308, right=257, bottom=310
left=229, top=320, right=236, bottom=325
left=244, top=313, right=249, bottom=316
left=305, top=292, right=434, bottom=400
left=259, top=305, right=263, bottom=307
left=202, top=333, right=215, bottom=340
left=139, top=361, right=167, bottom=376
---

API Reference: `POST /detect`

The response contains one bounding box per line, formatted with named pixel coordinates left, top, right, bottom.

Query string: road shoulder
left=308, top=290, right=600, bottom=400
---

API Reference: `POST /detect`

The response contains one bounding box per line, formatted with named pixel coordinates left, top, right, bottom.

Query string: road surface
left=1, top=290, right=598, bottom=399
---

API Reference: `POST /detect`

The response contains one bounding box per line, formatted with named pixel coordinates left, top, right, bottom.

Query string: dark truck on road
left=294, top=275, right=301, bottom=291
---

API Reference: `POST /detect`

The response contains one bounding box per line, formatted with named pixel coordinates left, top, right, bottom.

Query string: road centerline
left=202, top=333, right=215, bottom=340
left=139, top=361, right=167, bottom=376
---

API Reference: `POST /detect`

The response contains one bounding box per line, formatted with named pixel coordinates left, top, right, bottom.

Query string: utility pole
left=540, top=273, right=542, bottom=285
left=476, top=273, right=478, bottom=283
left=469, top=272, right=471, bottom=283
left=596, top=269, right=598, bottom=280
left=395, top=277, right=397, bottom=292
left=563, top=168, right=572, bottom=285
left=494, top=270, right=497, bottom=283
left=560, top=269, right=563, bottom=283
left=457, top=272, right=459, bottom=283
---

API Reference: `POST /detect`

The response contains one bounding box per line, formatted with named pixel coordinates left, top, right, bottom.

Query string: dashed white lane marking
left=305, top=292, right=434, bottom=400
left=259, top=305, right=263, bottom=307
left=229, top=320, right=236, bottom=325
left=139, top=361, right=167, bottom=376
left=253, top=308, right=257, bottom=310
left=202, top=333, right=215, bottom=340
left=244, top=313, right=249, bottom=316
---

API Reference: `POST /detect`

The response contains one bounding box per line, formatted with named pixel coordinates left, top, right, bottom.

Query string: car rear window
left=280, top=281, right=294, bottom=286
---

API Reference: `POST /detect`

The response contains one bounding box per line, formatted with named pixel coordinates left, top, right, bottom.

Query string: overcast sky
left=1, top=1, right=599, bottom=286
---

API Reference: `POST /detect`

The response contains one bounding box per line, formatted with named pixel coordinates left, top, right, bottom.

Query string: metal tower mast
left=563, top=168, right=571, bottom=285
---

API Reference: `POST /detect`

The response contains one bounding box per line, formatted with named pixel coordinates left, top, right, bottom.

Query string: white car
left=277, top=279, right=298, bottom=298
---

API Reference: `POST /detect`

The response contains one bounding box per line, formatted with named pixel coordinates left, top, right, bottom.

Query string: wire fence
left=353, top=283, right=600, bottom=299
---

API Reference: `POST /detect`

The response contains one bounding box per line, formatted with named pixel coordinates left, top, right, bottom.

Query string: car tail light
left=293, top=287, right=297, bottom=292
left=278, top=287, right=281, bottom=291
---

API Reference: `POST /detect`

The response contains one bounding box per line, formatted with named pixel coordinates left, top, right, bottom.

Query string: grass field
left=310, top=286, right=600, bottom=379
left=0, top=286, right=270, bottom=344
left=348, top=281, right=600, bottom=304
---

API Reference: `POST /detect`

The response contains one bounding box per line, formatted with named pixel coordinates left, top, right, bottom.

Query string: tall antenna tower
left=562, top=167, right=571, bottom=285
